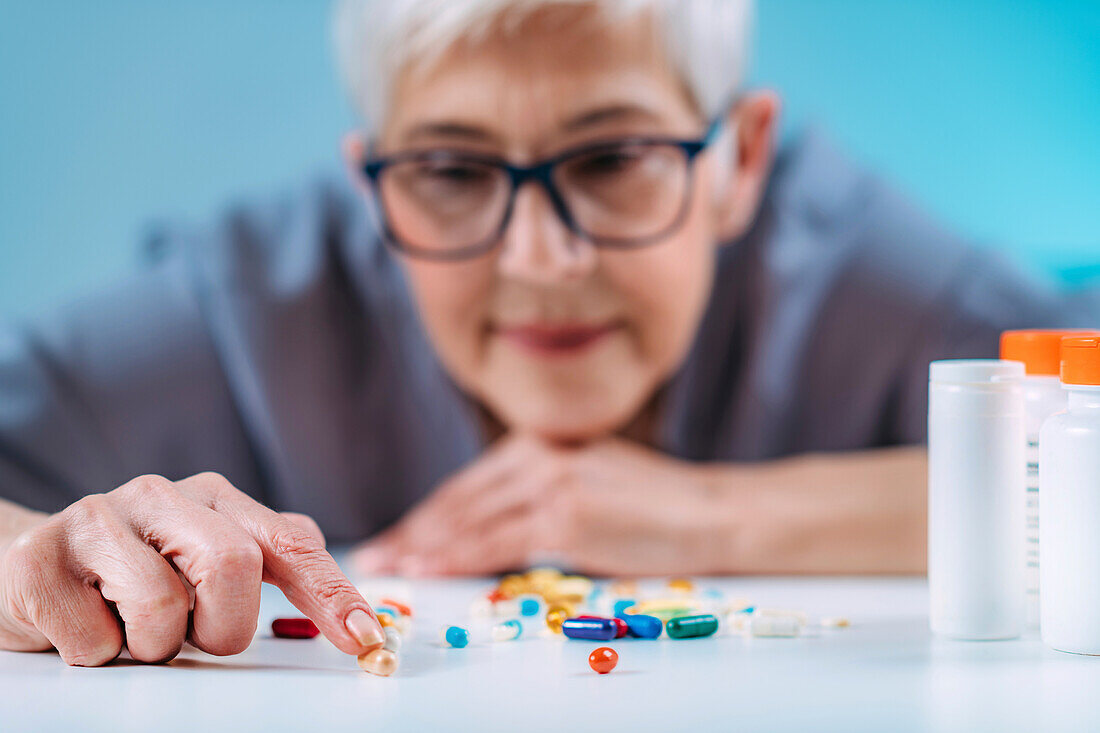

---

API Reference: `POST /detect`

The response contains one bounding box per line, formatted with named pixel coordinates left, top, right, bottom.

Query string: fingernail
left=345, top=609, right=386, bottom=651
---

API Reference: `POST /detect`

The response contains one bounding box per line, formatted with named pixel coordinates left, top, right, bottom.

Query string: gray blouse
left=2, top=130, right=1097, bottom=542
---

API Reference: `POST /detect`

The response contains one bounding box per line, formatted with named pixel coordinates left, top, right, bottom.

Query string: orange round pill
left=588, top=647, right=618, bottom=674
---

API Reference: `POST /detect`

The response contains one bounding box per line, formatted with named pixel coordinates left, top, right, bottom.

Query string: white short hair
left=332, top=0, right=752, bottom=131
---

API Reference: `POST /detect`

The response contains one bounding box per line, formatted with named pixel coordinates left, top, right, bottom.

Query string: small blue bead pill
left=561, top=618, right=616, bottom=641
left=375, top=607, right=397, bottom=619
left=518, top=597, right=542, bottom=617
left=442, top=625, right=470, bottom=648
left=613, top=599, right=637, bottom=618
left=623, top=613, right=663, bottom=639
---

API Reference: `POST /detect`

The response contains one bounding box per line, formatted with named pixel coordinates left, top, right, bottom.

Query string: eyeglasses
left=359, top=114, right=726, bottom=261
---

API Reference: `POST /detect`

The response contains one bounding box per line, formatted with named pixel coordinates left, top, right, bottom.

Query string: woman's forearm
left=703, top=446, right=928, bottom=575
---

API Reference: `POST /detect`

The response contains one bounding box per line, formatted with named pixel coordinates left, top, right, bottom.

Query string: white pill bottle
left=1000, top=330, right=1081, bottom=626
left=1040, top=336, right=1100, bottom=654
left=928, top=360, right=1025, bottom=640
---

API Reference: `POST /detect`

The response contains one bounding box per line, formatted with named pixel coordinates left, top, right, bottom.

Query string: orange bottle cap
left=1001, top=330, right=1097, bottom=376
left=1061, top=336, right=1100, bottom=386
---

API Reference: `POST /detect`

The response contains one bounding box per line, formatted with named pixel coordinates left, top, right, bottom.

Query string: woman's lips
left=494, top=321, right=623, bottom=356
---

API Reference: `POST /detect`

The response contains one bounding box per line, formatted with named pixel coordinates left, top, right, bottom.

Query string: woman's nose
left=496, top=185, right=597, bottom=284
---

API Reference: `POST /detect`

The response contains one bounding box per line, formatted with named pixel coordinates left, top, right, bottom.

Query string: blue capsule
left=623, top=613, right=663, bottom=639
left=517, top=595, right=543, bottom=617
left=613, top=599, right=637, bottom=619
left=491, top=619, right=523, bottom=642
left=441, top=625, right=470, bottom=648
left=562, top=618, right=616, bottom=641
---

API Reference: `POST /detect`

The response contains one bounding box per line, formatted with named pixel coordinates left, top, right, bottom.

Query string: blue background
left=1, top=0, right=1097, bottom=320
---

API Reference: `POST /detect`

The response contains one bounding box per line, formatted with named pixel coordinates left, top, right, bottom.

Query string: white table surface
left=2, top=573, right=1099, bottom=733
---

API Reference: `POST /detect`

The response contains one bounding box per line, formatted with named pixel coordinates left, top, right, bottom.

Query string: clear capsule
left=492, top=599, right=521, bottom=618
left=491, top=619, right=523, bottom=642
left=383, top=627, right=402, bottom=653
left=749, top=612, right=803, bottom=638
left=820, top=617, right=851, bottom=629
left=469, top=596, right=494, bottom=619
left=755, top=608, right=809, bottom=624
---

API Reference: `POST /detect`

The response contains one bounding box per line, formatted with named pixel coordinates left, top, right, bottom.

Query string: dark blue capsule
left=623, top=613, right=663, bottom=639
left=562, top=617, right=616, bottom=641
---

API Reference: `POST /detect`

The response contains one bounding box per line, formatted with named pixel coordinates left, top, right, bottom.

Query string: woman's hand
left=0, top=472, right=386, bottom=666
left=351, top=435, right=736, bottom=576
left=351, top=437, right=928, bottom=577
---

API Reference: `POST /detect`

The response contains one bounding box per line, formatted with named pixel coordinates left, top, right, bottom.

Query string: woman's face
left=352, top=9, right=772, bottom=442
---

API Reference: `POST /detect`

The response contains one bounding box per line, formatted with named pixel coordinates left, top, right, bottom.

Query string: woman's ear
left=713, top=90, right=781, bottom=243
left=341, top=132, right=371, bottom=194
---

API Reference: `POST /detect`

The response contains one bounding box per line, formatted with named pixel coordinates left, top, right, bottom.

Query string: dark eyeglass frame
left=359, top=111, right=728, bottom=262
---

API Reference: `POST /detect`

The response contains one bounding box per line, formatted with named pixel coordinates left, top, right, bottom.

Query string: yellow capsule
left=553, top=575, right=594, bottom=599
left=541, top=598, right=576, bottom=617
left=609, top=579, right=639, bottom=597
left=667, top=577, right=695, bottom=593
left=498, top=574, right=529, bottom=599
left=524, top=567, right=563, bottom=586
left=357, top=648, right=399, bottom=677
left=545, top=605, right=570, bottom=634
left=632, top=598, right=698, bottom=622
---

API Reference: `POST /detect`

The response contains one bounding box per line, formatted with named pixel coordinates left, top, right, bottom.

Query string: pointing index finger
left=259, top=520, right=386, bottom=655
left=177, top=475, right=386, bottom=656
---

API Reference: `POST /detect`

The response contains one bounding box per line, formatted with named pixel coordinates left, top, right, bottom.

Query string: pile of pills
left=357, top=599, right=413, bottom=676
left=270, top=571, right=849, bottom=677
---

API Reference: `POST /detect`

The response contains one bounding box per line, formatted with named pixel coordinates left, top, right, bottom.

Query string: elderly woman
left=0, top=0, right=1096, bottom=666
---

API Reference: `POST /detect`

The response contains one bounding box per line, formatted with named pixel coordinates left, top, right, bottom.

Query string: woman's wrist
left=0, top=499, right=49, bottom=554
left=689, top=460, right=768, bottom=575
left=692, top=448, right=928, bottom=575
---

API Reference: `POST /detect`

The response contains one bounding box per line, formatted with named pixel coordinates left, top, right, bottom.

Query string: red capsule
left=272, top=617, right=320, bottom=639
left=578, top=615, right=629, bottom=639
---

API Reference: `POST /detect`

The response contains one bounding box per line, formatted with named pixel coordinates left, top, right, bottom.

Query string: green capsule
left=665, top=614, right=719, bottom=639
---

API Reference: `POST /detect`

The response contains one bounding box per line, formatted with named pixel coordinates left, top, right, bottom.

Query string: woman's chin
left=493, top=400, right=642, bottom=445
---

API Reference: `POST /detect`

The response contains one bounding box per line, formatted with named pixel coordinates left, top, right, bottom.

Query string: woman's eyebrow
left=560, top=104, right=665, bottom=133
left=400, top=121, right=500, bottom=146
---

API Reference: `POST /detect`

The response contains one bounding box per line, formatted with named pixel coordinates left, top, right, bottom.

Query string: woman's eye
left=421, top=164, right=489, bottom=184
left=575, top=150, right=643, bottom=176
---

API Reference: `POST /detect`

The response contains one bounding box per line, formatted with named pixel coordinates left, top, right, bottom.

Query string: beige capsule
left=358, top=648, right=399, bottom=677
